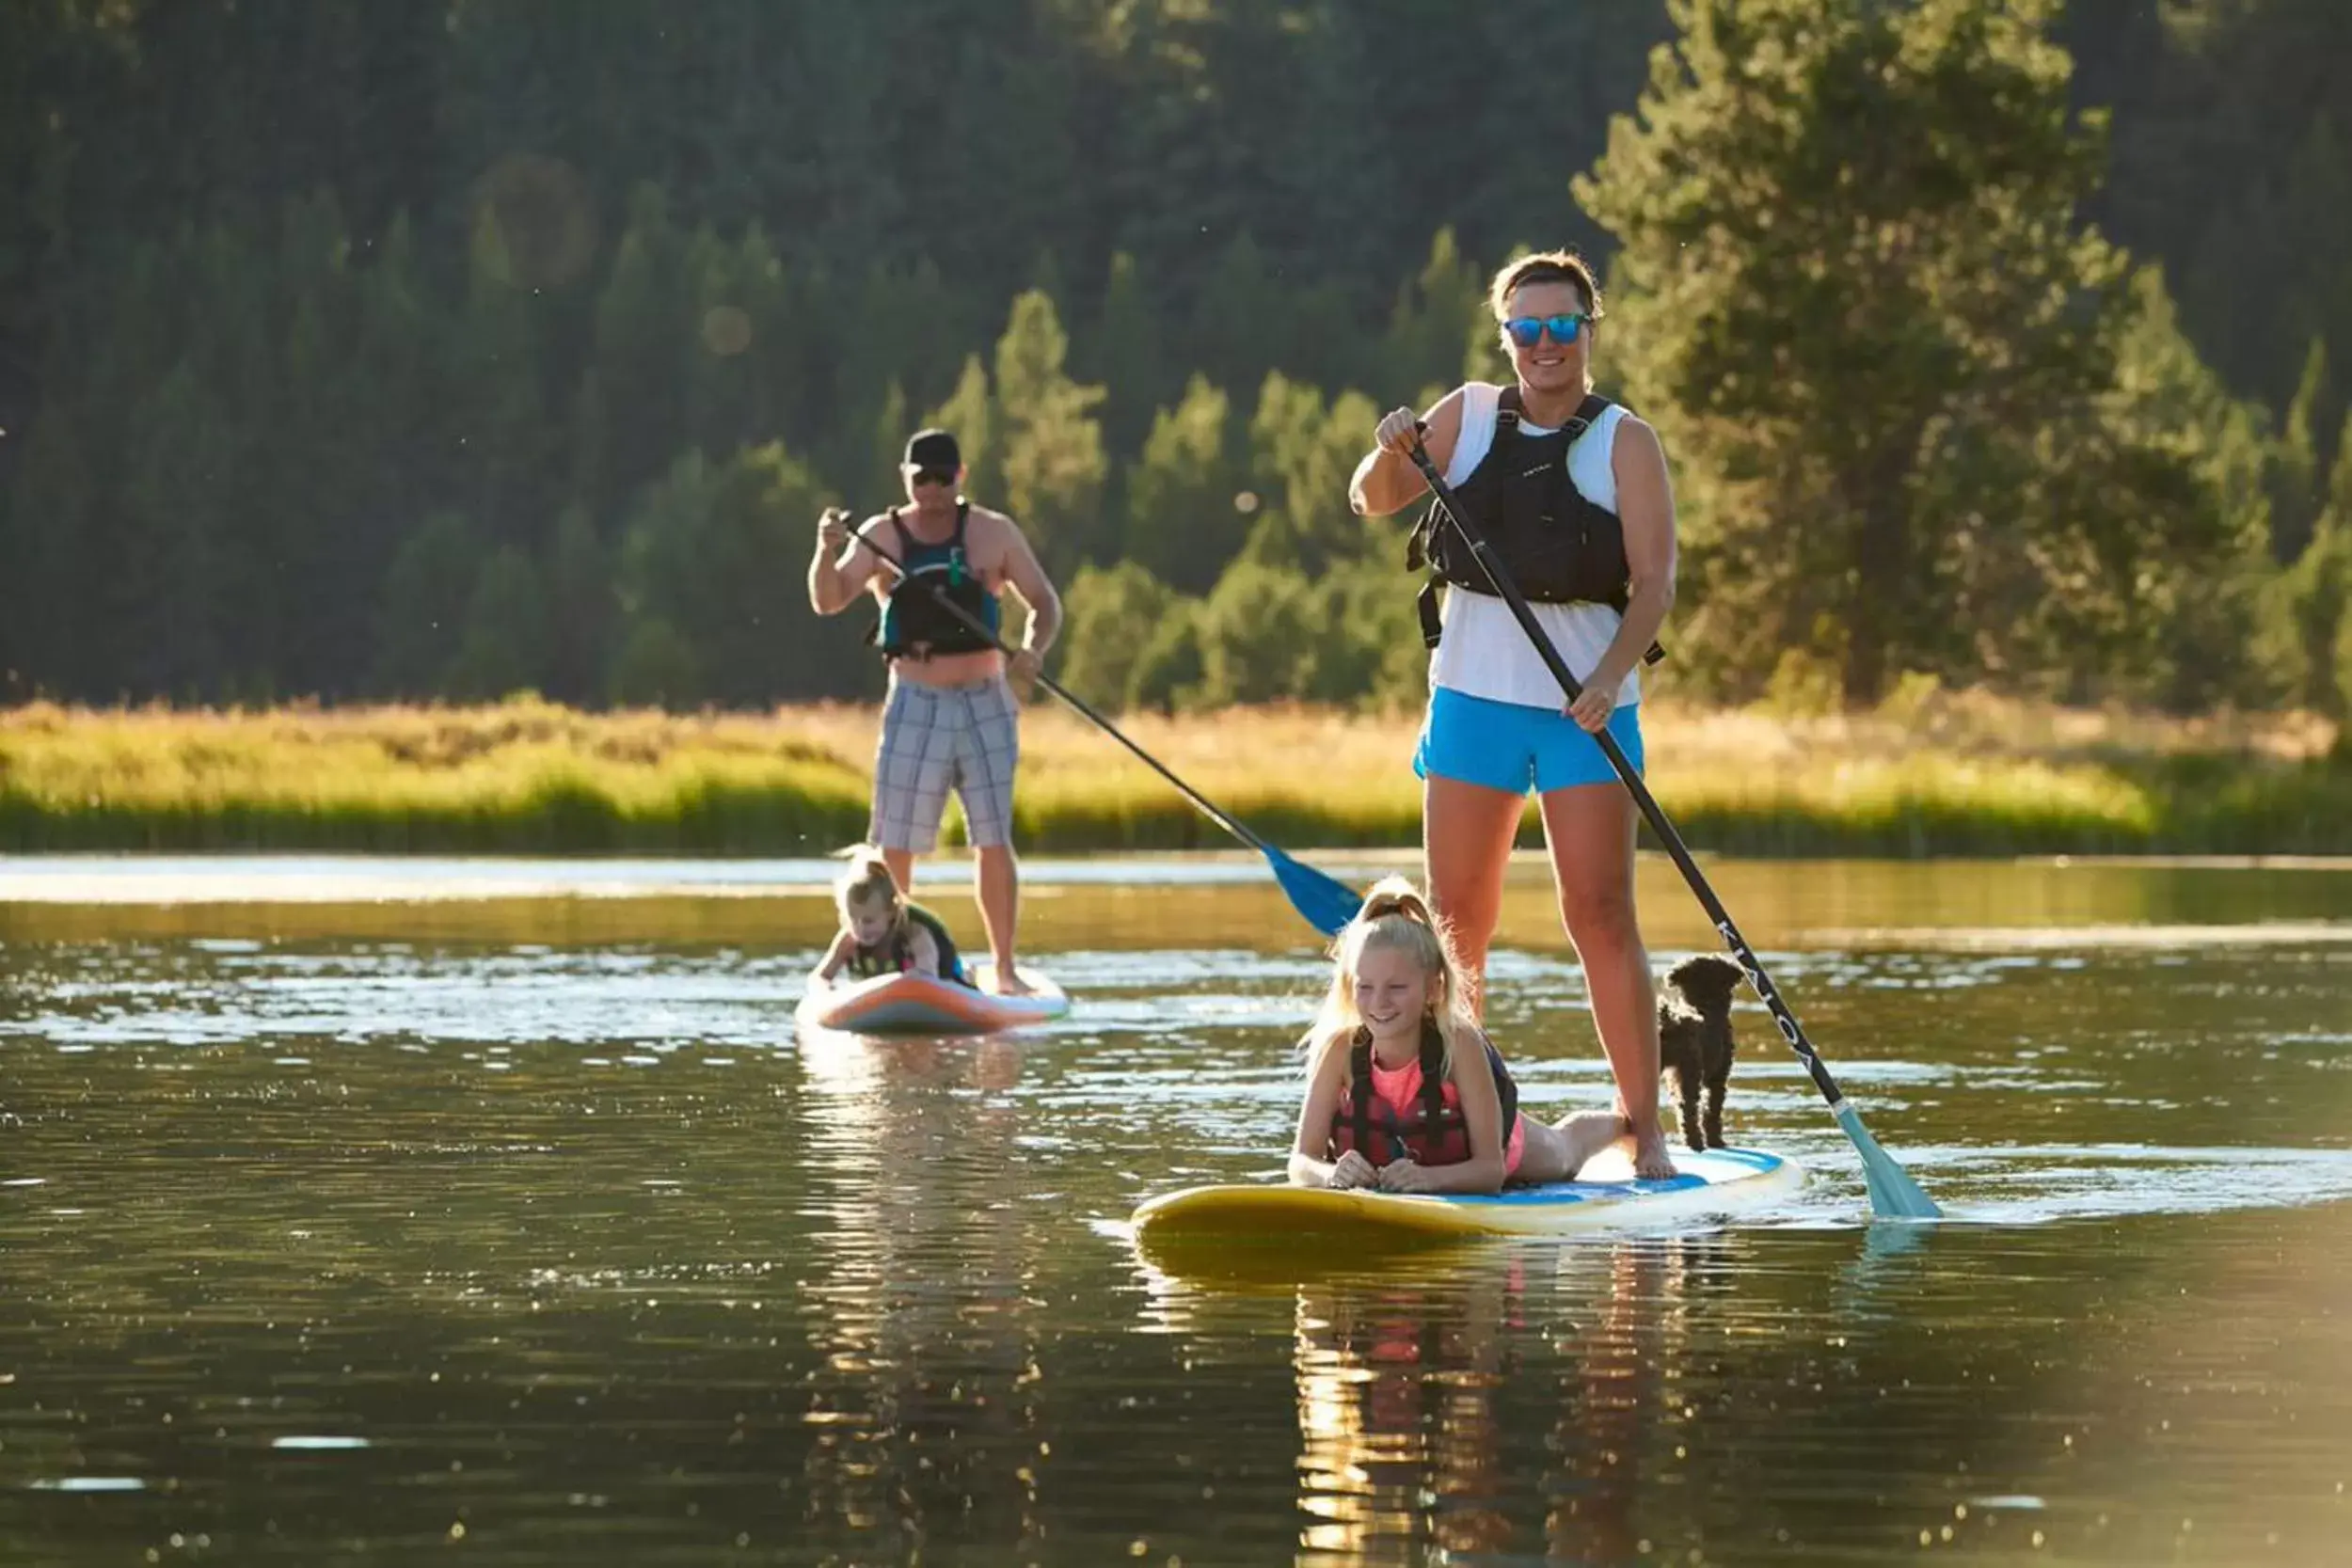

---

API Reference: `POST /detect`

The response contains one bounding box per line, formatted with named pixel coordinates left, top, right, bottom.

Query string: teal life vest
left=845, top=901, right=970, bottom=987
left=874, top=502, right=1001, bottom=659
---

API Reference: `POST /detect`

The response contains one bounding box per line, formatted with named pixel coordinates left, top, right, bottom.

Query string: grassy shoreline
left=1, top=694, right=2344, bottom=858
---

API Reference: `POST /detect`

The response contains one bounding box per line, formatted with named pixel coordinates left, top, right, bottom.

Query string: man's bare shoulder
left=964, top=504, right=1038, bottom=557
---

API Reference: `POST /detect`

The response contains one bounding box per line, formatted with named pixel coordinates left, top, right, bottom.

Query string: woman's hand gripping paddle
left=1400, top=432, right=1939, bottom=1219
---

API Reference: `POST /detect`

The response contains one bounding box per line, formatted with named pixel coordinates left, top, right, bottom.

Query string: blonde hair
left=834, top=847, right=908, bottom=939
left=1487, top=247, right=1604, bottom=323
left=1303, top=876, right=1481, bottom=1085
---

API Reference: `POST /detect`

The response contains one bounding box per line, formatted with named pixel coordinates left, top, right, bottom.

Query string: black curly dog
left=1658, top=954, right=1747, bottom=1150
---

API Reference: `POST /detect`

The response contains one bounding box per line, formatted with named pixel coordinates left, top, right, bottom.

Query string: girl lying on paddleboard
left=1289, top=878, right=1626, bottom=1195
left=813, top=847, right=974, bottom=989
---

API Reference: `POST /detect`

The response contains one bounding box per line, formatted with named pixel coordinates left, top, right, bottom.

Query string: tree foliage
left=0, top=0, right=2343, bottom=715
left=1579, top=0, right=2245, bottom=704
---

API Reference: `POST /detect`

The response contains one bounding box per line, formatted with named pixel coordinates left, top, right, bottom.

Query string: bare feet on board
left=1630, top=1126, right=1678, bottom=1181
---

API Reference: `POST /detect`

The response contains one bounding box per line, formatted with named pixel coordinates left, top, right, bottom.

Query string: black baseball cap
left=903, top=428, right=961, bottom=470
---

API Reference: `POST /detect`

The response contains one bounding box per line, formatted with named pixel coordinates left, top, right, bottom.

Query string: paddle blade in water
left=1834, top=1101, right=1942, bottom=1219
left=1266, top=849, right=1362, bottom=938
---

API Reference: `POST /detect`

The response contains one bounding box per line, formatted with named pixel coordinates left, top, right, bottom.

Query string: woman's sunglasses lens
left=1506, top=315, right=1585, bottom=347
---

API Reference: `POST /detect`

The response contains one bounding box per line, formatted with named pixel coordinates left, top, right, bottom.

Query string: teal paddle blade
left=1834, top=1101, right=1942, bottom=1219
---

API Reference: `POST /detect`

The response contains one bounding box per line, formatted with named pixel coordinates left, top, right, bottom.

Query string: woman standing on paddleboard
left=1348, top=249, right=1681, bottom=1180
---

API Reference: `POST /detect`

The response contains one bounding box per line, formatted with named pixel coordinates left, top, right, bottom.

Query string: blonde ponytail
left=1356, top=880, right=1438, bottom=928
left=834, top=846, right=909, bottom=939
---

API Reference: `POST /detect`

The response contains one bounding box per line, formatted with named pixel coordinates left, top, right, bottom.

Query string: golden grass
left=0, top=697, right=869, bottom=853
left=0, top=691, right=2342, bottom=856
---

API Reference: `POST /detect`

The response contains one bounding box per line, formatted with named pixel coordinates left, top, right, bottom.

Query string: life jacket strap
left=1417, top=1019, right=1448, bottom=1148
left=1349, top=1028, right=1374, bottom=1162
left=1416, top=580, right=1444, bottom=649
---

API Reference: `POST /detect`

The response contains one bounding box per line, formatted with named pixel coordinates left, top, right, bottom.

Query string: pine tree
left=590, top=185, right=691, bottom=507
left=2270, top=342, right=2332, bottom=562
left=1378, top=229, right=1486, bottom=406
left=1089, top=251, right=1170, bottom=460
left=993, top=291, right=1108, bottom=571
left=1120, top=376, right=1243, bottom=594
left=345, top=214, right=439, bottom=635
left=118, top=362, right=232, bottom=699
left=614, top=442, right=841, bottom=707
left=1057, top=561, right=1181, bottom=711
left=2275, top=416, right=2352, bottom=716
left=923, top=356, right=999, bottom=507
left=373, top=512, right=484, bottom=697
left=1189, top=233, right=1290, bottom=400
left=1577, top=0, right=2233, bottom=704
left=860, top=381, right=911, bottom=515
left=684, top=219, right=755, bottom=456
left=0, top=402, right=97, bottom=696
left=545, top=505, right=612, bottom=705
left=448, top=546, right=553, bottom=700
left=269, top=197, right=374, bottom=696
left=1193, top=559, right=1318, bottom=706
left=835, top=257, right=976, bottom=487
left=608, top=619, right=703, bottom=710
left=453, top=204, right=556, bottom=550
left=2091, top=0, right=2352, bottom=417
left=1242, top=374, right=1385, bottom=578
left=2102, top=267, right=2277, bottom=708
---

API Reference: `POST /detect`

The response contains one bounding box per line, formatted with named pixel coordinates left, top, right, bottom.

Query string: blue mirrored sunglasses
left=1504, top=312, right=1591, bottom=348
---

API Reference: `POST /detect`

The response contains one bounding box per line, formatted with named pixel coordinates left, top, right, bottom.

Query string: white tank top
left=1426, top=382, right=1641, bottom=710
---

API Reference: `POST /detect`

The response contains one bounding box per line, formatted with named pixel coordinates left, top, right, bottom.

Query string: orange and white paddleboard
left=794, top=964, right=1068, bottom=1037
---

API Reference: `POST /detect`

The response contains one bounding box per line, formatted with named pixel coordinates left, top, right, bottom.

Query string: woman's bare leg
left=1422, top=773, right=1527, bottom=1020
left=1539, top=782, right=1674, bottom=1180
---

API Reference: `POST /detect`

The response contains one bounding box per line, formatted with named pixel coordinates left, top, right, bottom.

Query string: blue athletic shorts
left=1413, top=687, right=1644, bottom=795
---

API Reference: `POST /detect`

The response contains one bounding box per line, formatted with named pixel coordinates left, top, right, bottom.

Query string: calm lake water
left=3, top=853, right=2350, bottom=1565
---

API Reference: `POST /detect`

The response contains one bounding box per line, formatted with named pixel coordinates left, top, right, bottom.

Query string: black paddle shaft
left=835, top=517, right=1279, bottom=857
left=1403, top=440, right=1852, bottom=1114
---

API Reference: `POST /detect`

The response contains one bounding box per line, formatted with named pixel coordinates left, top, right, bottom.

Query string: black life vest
left=873, top=501, right=1001, bottom=659
left=1406, top=389, right=1663, bottom=664
left=1327, top=1020, right=1521, bottom=1168
left=844, top=900, right=970, bottom=986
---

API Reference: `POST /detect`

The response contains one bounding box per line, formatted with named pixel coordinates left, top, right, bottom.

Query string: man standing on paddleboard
left=807, top=428, right=1062, bottom=996
left=1349, top=250, right=1682, bottom=1180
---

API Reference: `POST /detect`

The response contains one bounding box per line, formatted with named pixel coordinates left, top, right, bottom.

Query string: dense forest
left=0, top=0, right=2346, bottom=715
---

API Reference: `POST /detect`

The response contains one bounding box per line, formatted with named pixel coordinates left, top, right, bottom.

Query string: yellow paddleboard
left=1133, top=1148, right=1802, bottom=1251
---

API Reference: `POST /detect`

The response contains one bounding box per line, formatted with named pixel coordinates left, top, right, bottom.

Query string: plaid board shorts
left=868, top=675, right=1022, bottom=852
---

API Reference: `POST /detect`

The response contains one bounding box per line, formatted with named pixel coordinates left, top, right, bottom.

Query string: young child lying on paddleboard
left=1289, top=878, right=1626, bottom=1195
left=812, top=848, right=974, bottom=990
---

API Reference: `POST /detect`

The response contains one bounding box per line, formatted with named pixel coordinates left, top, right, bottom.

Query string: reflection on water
left=792, top=1028, right=1044, bottom=1560
left=0, top=858, right=2349, bottom=1563
left=1282, top=1245, right=1664, bottom=1565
